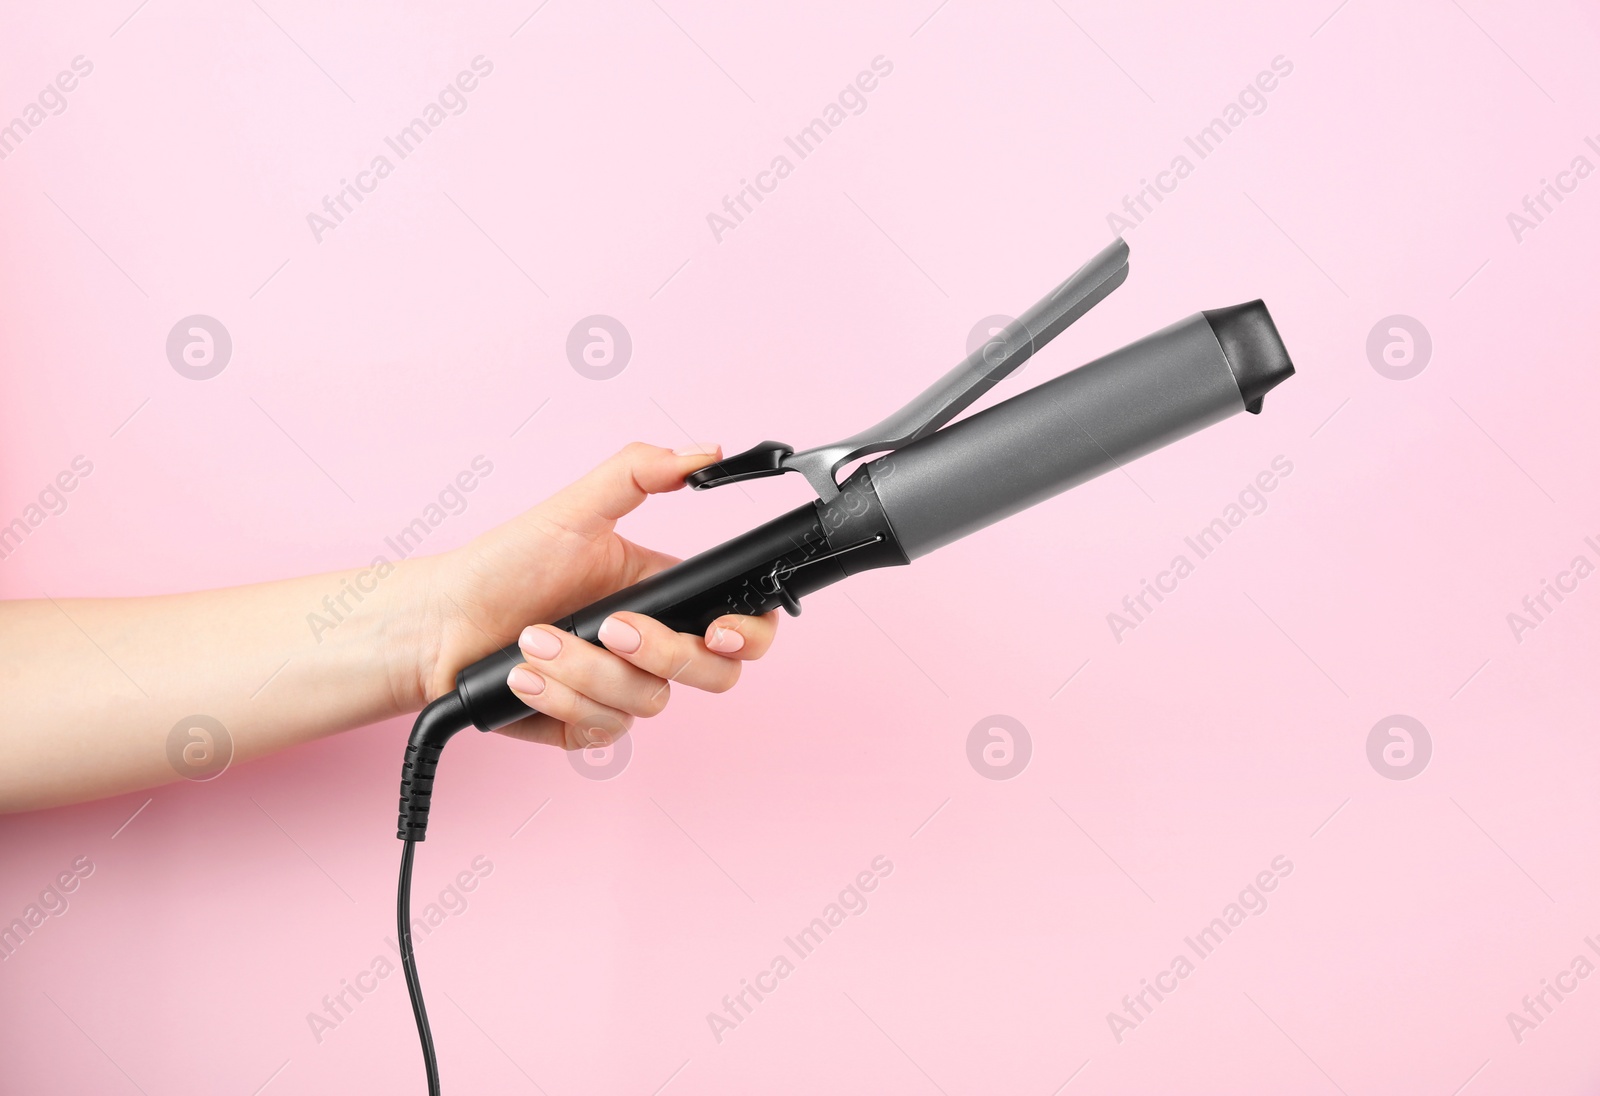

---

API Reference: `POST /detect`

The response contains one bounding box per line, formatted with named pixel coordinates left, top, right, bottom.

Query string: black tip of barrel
left=1204, top=300, right=1294, bottom=414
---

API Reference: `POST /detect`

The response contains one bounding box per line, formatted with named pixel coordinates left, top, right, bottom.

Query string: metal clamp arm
left=689, top=237, right=1131, bottom=500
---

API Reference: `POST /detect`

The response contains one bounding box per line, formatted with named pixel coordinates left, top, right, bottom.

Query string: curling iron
left=391, top=236, right=1295, bottom=1091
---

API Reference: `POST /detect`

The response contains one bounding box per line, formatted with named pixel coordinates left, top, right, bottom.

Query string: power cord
left=398, top=839, right=441, bottom=1095
left=400, top=832, right=444, bottom=1088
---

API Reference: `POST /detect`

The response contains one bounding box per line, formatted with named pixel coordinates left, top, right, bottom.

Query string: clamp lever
left=686, top=441, right=792, bottom=490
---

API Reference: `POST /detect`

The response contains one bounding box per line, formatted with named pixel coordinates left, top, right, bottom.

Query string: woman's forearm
left=0, top=560, right=437, bottom=812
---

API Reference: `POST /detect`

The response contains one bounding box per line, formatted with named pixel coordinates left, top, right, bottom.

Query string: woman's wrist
left=377, top=555, right=451, bottom=714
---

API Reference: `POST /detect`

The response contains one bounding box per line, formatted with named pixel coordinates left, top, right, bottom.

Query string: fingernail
left=598, top=615, right=642, bottom=654
left=519, top=626, right=562, bottom=660
left=507, top=666, right=545, bottom=696
left=706, top=626, right=745, bottom=654
left=673, top=443, right=720, bottom=456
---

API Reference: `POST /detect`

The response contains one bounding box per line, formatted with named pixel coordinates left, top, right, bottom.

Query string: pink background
left=4, top=1, right=1600, bottom=1092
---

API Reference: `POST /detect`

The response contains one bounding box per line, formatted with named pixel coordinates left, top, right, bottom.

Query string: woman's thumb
left=542, top=442, right=720, bottom=530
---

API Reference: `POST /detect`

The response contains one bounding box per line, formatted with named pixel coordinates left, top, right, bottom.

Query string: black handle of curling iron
left=451, top=473, right=908, bottom=734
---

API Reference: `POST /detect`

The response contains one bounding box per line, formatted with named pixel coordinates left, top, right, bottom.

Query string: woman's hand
left=406, top=442, right=779, bottom=749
